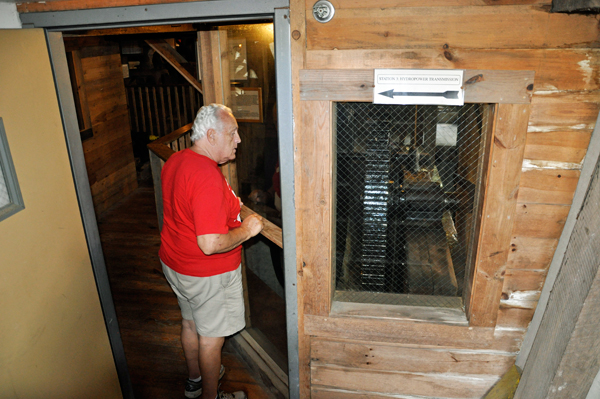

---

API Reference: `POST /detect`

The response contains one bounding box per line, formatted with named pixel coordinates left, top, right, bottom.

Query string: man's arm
left=197, top=213, right=263, bottom=255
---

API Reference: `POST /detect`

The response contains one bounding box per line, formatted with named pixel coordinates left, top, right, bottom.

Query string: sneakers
left=184, top=364, right=226, bottom=398
left=217, top=390, right=247, bottom=399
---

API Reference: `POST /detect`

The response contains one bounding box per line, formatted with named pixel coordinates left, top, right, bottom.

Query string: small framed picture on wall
left=0, top=118, right=25, bottom=222
left=230, top=87, right=263, bottom=123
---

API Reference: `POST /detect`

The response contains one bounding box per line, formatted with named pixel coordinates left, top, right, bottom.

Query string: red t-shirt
left=159, top=149, right=242, bottom=277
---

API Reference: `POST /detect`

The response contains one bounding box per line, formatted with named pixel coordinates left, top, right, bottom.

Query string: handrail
left=147, top=122, right=193, bottom=161
left=147, top=125, right=283, bottom=248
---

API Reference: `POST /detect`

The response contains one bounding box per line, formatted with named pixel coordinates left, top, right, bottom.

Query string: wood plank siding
left=20, top=0, right=600, bottom=397
left=65, top=37, right=138, bottom=216
left=289, top=0, right=599, bottom=398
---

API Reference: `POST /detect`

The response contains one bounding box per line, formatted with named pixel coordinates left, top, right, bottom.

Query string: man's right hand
left=197, top=213, right=264, bottom=255
left=243, top=213, right=264, bottom=237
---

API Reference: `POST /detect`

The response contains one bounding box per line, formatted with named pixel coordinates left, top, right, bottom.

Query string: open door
left=196, top=23, right=290, bottom=383
left=0, top=28, right=127, bottom=397
left=23, top=3, right=295, bottom=397
left=148, top=22, right=290, bottom=394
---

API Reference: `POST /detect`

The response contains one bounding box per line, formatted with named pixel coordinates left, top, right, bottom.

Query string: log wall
left=65, top=37, right=138, bottom=216
left=290, top=0, right=599, bottom=398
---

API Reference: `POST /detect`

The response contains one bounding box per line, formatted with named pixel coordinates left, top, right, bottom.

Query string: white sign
left=374, top=69, right=464, bottom=106
left=436, top=124, right=458, bottom=147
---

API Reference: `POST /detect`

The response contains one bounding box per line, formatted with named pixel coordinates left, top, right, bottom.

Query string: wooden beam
left=68, top=50, right=92, bottom=132
left=330, top=299, right=467, bottom=326
left=299, top=100, right=333, bottom=317
left=311, top=365, right=496, bottom=398
left=65, top=24, right=196, bottom=37
left=305, top=314, right=523, bottom=352
left=16, top=0, right=553, bottom=13
left=305, top=5, right=598, bottom=51
left=289, top=1, right=311, bottom=397
left=241, top=205, right=282, bottom=248
left=198, top=30, right=230, bottom=105
left=300, top=69, right=534, bottom=104
left=305, top=49, right=600, bottom=92
left=197, top=30, right=237, bottom=194
left=145, top=39, right=203, bottom=94
left=468, top=104, right=531, bottom=327
left=311, top=337, right=515, bottom=376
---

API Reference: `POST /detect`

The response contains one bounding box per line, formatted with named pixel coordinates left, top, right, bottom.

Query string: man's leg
left=199, top=335, right=225, bottom=399
left=182, top=319, right=201, bottom=379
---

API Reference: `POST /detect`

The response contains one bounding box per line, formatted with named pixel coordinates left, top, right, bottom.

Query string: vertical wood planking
left=300, top=100, right=332, bottom=317
left=182, top=86, right=188, bottom=127
left=70, top=50, right=92, bottom=131
left=289, top=1, right=310, bottom=395
left=129, top=87, right=139, bottom=132
left=160, top=87, right=167, bottom=134
left=175, top=86, right=182, bottom=128
left=145, top=87, right=153, bottom=136
left=152, top=87, right=160, bottom=135
left=74, top=41, right=137, bottom=216
left=198, top=30, right=238, bottom=193
left=189, top=86, right=196, bottom=115
left=464, top=104, right=496, bottom=316
left=138, top=87, right=146, bottom=133
left=167, top=87, right=174, bottom=132
left=198, top=30, right=217, bottom=104
left=468, top=103, right=531, bottom=327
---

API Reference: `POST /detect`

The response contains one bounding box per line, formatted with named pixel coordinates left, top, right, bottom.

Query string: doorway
left=28, top=2, right=296, bottom=398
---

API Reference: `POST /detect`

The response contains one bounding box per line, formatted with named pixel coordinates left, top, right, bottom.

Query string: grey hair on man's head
left=190, top=103, right=233, bottom=142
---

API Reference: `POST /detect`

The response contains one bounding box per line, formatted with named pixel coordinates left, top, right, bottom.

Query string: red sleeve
left=190, top=173, right=230, bottom=237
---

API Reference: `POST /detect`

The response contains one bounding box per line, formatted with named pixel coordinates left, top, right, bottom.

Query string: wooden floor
left=98, top=184, right=278, bottom=399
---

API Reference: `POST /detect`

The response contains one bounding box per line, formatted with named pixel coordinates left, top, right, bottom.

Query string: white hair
left=190, top=103, right=233, bottom=142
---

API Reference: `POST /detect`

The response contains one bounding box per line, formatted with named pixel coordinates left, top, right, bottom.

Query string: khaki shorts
left=161, top=260, right=245, bottom=337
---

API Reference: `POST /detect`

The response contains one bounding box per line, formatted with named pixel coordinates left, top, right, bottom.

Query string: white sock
left=190, top=375, right=201, bottom=382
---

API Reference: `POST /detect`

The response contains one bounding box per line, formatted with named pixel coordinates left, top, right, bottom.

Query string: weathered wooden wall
left=65, top=37, right=138, bottom=216
left=290, top=0, right=599, bottom=398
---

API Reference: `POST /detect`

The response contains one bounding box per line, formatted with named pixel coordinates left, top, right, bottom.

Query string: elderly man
left=159, top=104, right=263, bottom=399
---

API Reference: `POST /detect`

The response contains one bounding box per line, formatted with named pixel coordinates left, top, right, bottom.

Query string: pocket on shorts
left=220, top=265, right=241, bottom=289
left=220, top=269, right=233, bottom=288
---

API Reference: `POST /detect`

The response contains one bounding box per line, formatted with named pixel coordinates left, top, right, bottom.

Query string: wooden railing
left=147, top=124, right=283, bottom=248
left=128, top=84, right=201, bottom=138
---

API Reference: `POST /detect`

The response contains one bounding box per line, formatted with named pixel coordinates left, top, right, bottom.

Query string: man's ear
left=206, top=128, right=216, bottom=145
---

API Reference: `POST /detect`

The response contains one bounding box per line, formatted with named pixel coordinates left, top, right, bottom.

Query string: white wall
left=0, top=3, right=21, bottom=28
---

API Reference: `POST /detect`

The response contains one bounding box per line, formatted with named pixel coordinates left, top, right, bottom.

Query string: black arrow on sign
left=379, top=89, right=459, bottom=99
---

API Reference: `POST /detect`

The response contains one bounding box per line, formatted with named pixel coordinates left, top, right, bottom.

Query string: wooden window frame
left=299, top=68, right=534, bottom=327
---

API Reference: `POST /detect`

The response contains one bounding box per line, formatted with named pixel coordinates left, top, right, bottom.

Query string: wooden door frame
left=26, top=2, right=297, bottom=398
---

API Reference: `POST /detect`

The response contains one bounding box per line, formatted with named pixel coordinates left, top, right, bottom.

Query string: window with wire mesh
left=334, top=102, right=492, bottom=308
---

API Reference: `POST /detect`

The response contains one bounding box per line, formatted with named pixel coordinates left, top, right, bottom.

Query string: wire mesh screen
left=334, top=102, right=491, bottom=308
